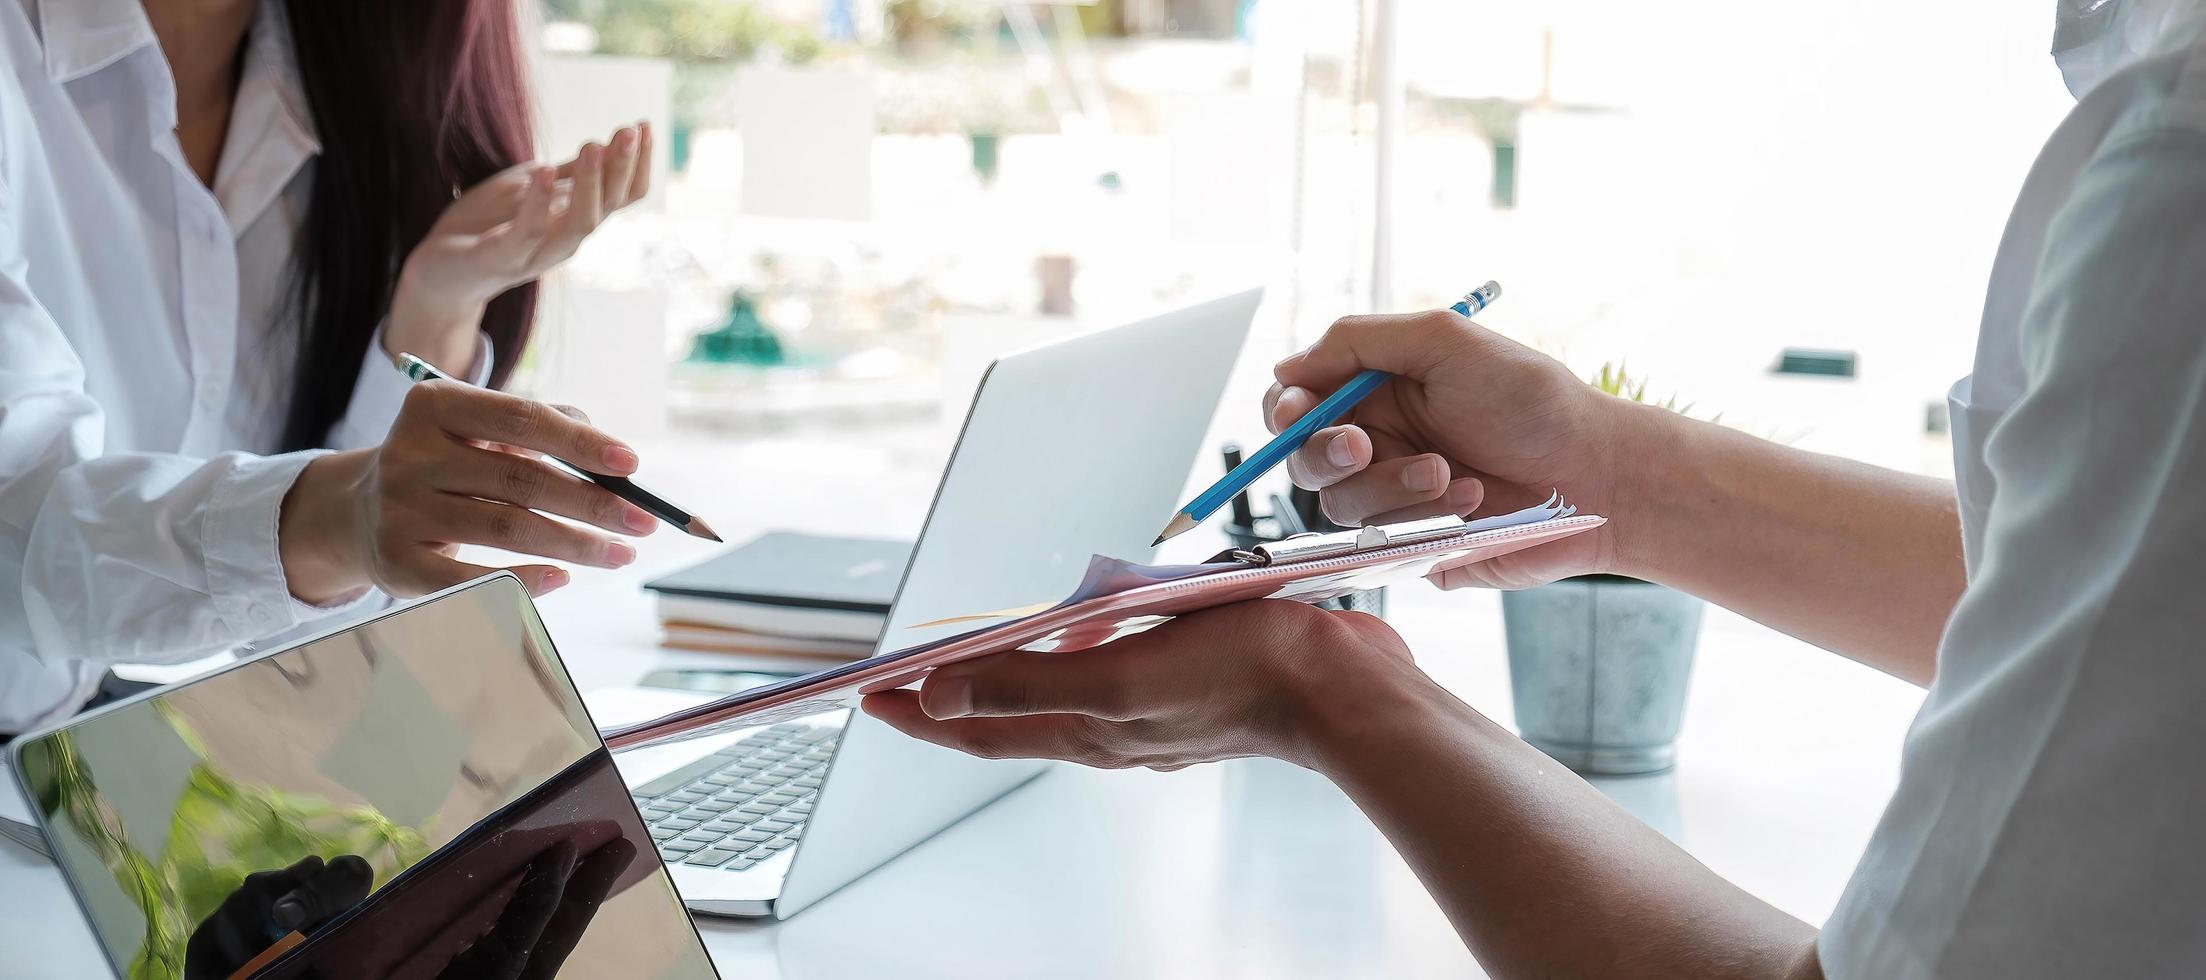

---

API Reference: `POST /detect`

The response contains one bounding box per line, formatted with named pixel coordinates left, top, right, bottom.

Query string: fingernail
left=1446, top=477, right=1483, bottom=509
left=925, top=673, right=974, bottom=719
left=540, top=568, right=569, bottom=592
left=624, top=507, right=656, bottom=534
left=1275, top=350, right=1308, bottom=373
left=272, top=896, right=307, bottom=931
left=1405, top=457, right=1448, bottom=493
left=614, top=129, right=634, bottom=147
left=1326, top=432, right=1358, bottom=467
left=601, top=445, right=639, bottom=473
left=605, top=540, right=636, bottom=567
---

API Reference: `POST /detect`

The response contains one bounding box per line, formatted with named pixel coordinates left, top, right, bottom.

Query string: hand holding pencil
left=278, top=359, right=719, bottom=603
left=1246, top=285, right=1628, bottom=592
left=398, top=353, right=720, bottom=544
left=1154, top=283, right=1500, bottom=545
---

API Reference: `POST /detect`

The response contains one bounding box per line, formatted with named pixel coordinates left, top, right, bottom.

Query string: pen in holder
left=1215, top=444, right=1388, bottom=620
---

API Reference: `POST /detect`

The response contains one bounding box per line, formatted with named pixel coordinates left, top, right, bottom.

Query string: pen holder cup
left=1223, top=521, right=1388, bottom=620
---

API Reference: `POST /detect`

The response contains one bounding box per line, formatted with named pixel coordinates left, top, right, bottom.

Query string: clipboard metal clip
left=1211, top=514, right=1468, bottom=567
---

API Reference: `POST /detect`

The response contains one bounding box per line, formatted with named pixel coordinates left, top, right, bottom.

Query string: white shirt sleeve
left=1820, top=128, right=2206, bottom=978
left=324, top=325, right=495, bottom=451
left=0, top=202, right=362, bottom=731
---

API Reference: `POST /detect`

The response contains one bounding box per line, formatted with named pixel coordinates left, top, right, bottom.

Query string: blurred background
left=511, top=0, right=2077, bottom=533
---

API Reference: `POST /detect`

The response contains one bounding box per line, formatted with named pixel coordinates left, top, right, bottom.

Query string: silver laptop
left=8, top=575, right=720, bottom=980
left=615, top=289, right=1261, bottom=917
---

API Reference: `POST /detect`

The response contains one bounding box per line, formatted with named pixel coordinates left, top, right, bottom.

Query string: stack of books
left=0, top=814, right=47, bottom=858
left=643, top=532, right=912, bottom=664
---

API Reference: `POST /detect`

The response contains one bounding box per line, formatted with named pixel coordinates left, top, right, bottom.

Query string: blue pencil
left=1152, top=281, right=1502, bottom=546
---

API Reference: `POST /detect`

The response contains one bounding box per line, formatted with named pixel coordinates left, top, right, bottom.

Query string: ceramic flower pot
left=1501, top=575, right=1704, bottom=774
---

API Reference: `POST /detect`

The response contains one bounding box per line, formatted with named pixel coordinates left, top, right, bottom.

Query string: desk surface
left=0, top=426, right=1926, bottom=979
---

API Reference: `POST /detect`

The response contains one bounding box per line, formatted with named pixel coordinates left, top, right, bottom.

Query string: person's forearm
left=1603, top=403, right=1963, bottom=684
left=1305, top=665, right=1823, bottom=980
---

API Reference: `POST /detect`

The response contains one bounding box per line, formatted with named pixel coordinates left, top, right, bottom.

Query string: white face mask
left=2052, top=0, right=2188, bottom=97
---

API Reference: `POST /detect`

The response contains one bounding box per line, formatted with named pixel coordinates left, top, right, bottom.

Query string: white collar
left=213, top=0, right=321, bottom=231
left=2054, top=0, right=2206, bottom=97
left=33, top=0, right=320, bottom=231
left=36, top=0, right=156, bottom=83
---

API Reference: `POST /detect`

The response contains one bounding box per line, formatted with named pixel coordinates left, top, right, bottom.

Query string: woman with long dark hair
left=0, top=0, right=661, bottom=733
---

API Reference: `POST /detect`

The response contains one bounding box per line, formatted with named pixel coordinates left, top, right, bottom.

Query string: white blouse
left=0, top=0, right=488, bottom=732
left=1821, top=2, right=2206, bottom=976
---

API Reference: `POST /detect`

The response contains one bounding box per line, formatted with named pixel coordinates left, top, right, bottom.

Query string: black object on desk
left=644, top=532, right=912, bottom=647
left=1221, top=444, right=1257, bottom=528
left=646, top=532, right=909, bottom=615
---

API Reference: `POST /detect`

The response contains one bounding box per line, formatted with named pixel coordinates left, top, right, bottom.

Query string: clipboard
left=604, top=502, right=1604, bottom=751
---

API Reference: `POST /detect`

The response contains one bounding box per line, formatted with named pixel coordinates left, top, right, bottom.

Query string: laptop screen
left=10, top=576, right=719, bottom=980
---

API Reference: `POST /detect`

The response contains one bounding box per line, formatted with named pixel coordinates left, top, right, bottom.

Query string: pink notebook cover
left=603, top=513, right=1604, bottom=751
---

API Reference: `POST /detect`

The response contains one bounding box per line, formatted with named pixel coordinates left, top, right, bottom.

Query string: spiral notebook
left=603, top=496, right=1603, bottom=751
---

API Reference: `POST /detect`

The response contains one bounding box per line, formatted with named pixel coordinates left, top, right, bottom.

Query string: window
left=522, top=0, right=2074, bottom=483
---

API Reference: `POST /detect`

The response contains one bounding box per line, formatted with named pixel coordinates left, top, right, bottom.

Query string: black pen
left=397, top=352, right=722, bottom=542
left=1221, top=443, right=1256, bottom=528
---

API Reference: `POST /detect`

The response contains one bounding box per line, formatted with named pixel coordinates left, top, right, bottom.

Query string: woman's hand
left=385, top=123, right=655, bottom=375
left=861, top=601, right=1421, bottom=772
left=1269, top=311, right=1658, bottom=590
left=280, top=381, right=660, bottom=602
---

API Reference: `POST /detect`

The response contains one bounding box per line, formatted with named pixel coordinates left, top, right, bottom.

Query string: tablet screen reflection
left=14, top=579, right=717, bottom=979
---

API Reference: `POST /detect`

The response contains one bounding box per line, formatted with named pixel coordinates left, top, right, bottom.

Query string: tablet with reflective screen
left=9, top=574, right=719, bottom=980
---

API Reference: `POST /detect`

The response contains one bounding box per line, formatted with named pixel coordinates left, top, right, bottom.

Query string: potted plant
left=1500, top=364, right=1705, bottom=775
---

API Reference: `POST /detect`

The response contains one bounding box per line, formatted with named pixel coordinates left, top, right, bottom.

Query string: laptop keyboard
left=633, top=723, right=840, bottom=872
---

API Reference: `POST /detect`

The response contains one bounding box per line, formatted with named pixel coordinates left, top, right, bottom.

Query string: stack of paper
left=0, top=758, right=48, bottom=859
left=0, top=815, right=46, bottom=859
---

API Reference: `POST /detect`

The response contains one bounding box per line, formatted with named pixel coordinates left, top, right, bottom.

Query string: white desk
left=0, top=424, right=1926, bottom=978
